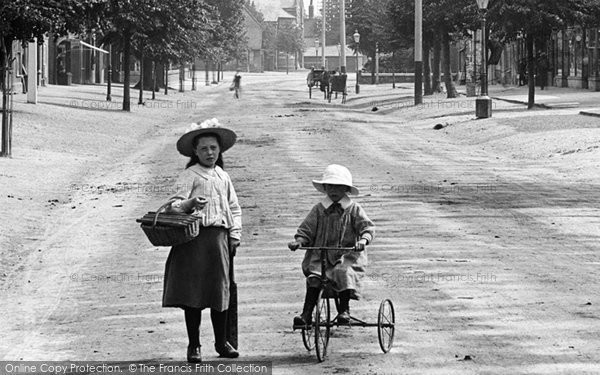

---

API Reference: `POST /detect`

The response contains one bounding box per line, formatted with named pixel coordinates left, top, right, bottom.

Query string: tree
left=262, top=22, right=278, bottom=69
left=203, top=0, right=246, bottom=72
left=487, top=0, right=600, bottom=108
left=387, top=0, right=477, bottom=98
left=347, top=0, right=396, bottom=83
left=245, top=0, right=264, bottom=23
left=276, top=22, right=304, bottom=74
left=88, top=0, right=216, bottom=110
left=134, top=0, right=215, bottom=92
left=324, top=0, right=341, bottom=46
left=1, top=0, right=83, bottom=156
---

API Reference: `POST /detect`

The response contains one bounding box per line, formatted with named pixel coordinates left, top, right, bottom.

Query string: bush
left=362, top=49, right=414, bottom=73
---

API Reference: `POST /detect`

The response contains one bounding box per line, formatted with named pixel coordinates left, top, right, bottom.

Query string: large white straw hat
left=176, top=118, right=237, bottom=157
left=312, top=164, right=359, bottom=195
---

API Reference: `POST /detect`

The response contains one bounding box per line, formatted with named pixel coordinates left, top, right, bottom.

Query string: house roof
left=243, top=5, right=263, bottom=28
left=255, top=0, right=302, bottom=22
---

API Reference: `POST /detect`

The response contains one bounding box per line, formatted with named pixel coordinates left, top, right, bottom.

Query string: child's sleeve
left=166, top=170, right=194, bottom=212
left=354, top=204, right=375, bottom=244
left=295, top=205, right=319, bottom=246
left=227, top=175, right=242, bottom=241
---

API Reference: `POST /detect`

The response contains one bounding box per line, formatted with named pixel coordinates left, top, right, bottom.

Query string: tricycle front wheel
left=314, top=289, right=330, bottom=362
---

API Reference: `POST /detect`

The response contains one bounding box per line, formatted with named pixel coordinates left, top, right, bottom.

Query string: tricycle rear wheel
left=377, top=299, right=395, bottom=353
left=302, top=325, right=314, bottom=351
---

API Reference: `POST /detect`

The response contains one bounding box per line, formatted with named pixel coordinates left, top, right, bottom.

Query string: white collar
left=321, top=195, right=352, bottom=209
left=189, top=163, right=220, bottom=178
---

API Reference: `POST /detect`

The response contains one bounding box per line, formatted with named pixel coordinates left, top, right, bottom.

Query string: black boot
left=184, top=308, right=202, bottom=363
left=293, top=287, right=320, bottom=326
left=337, top=290, right=351, bottom=324
left=186, top=345, right=202, bottom=363
left=211, top=309, right=239, bottom=358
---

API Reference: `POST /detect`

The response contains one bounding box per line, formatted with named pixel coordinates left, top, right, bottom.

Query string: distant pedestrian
left=163, top=118, right=242, bottom=363
left=232, top=71, right=242, bottom=99
left=288, top=164, right=375, bottom=326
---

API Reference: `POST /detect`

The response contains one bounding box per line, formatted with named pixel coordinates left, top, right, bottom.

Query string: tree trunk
left=164, top=62, right=169, bottom=95
left=442, top=31, right=457, bottom=98
left=142, top=56, right=161, bottom=90
left=1, top=37, right=10, bottom=157
left=527, top=34, right=535, bottom=109
left=152, top=61, right=156, bottom=100
left=138, top=48, right=144, bottom=105
left=205, top=59, right=209, bottom=86
left=423, top=40, right=432, bottom=95
left=371, top=51, right=376, bottom=84
left=211, top=61, right=217, bottom=84
left=122, top=31, right=131, bottom=112
left=1, top=88, right=8, bottom=157
left=191, top=63, right=196, bottom=91
left=286, top=54, right=289, bottom=74
left=432, top=35, right=442, bottom=93
left=179, top=63, right=185, bottom=92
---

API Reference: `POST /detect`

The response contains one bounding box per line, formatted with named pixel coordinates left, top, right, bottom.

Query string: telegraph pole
left=339, top=0, right=347, bottom=73
left=321, top=0, right=326, bottom=68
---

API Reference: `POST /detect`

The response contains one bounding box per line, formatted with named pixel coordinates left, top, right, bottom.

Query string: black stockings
left=184, top=308, right=228, bottom=347
left=184, top=308, right=202, bottom=347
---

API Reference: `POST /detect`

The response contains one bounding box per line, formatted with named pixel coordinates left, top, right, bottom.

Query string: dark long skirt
left=162, top=227, right=230, bottom=311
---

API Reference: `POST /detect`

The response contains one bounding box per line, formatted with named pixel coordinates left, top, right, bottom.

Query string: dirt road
left=1, top=72, right=599, bottom=374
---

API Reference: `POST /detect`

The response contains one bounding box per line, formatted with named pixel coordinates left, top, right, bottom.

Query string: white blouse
left=169, top=164, right=242, bottom=240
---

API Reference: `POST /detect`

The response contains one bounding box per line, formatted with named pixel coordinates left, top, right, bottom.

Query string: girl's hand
left=288, top=240, right=302, bottom=251
left=355, top=239, right=367, bottom=251
left=181, top=197, right=207, bottom=212
left=229, top=239, right=240, bottom=257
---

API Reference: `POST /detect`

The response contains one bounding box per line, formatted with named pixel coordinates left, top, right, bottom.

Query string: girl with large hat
left=162, top=118, right=241, bottom=362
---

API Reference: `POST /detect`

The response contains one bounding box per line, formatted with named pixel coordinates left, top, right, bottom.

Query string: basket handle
left=152, top=199, right=179, bottom=227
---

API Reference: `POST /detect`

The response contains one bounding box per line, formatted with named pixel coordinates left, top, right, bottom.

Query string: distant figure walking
left=232, top=71, right=242, bottom=99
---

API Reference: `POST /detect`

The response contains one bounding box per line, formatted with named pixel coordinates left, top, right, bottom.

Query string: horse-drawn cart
left=307, top=70, right=347, bottom=104
left=327, top=74, right=347, bottom=104
left=307, top=69, right=326, bottom=99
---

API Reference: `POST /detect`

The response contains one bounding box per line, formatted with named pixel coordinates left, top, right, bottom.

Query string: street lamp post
left=315, top=38, right=319, bottom=63
left=475, top=0, right=492, bottom=118
left=353, top=30, right=360, bottom=94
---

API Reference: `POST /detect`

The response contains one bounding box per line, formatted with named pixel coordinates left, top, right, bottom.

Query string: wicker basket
left=137, top=201, right=201, bottom=247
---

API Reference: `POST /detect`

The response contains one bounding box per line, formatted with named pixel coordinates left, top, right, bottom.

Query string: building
left=258, top=0, right=305, bottom=71
left=242, top=6, right=264, bottom=72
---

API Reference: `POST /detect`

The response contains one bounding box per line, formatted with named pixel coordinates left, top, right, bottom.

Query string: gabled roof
left=255, top=0, right=303, bottom=22
left=243, top=5, right=263, bottom=28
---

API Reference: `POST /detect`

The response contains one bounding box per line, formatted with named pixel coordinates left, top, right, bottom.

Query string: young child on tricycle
left=288, top=164, right=375, bottom=326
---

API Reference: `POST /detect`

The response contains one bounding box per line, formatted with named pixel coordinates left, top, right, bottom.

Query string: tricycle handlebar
left=299, top=246, right=357, bottom=251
